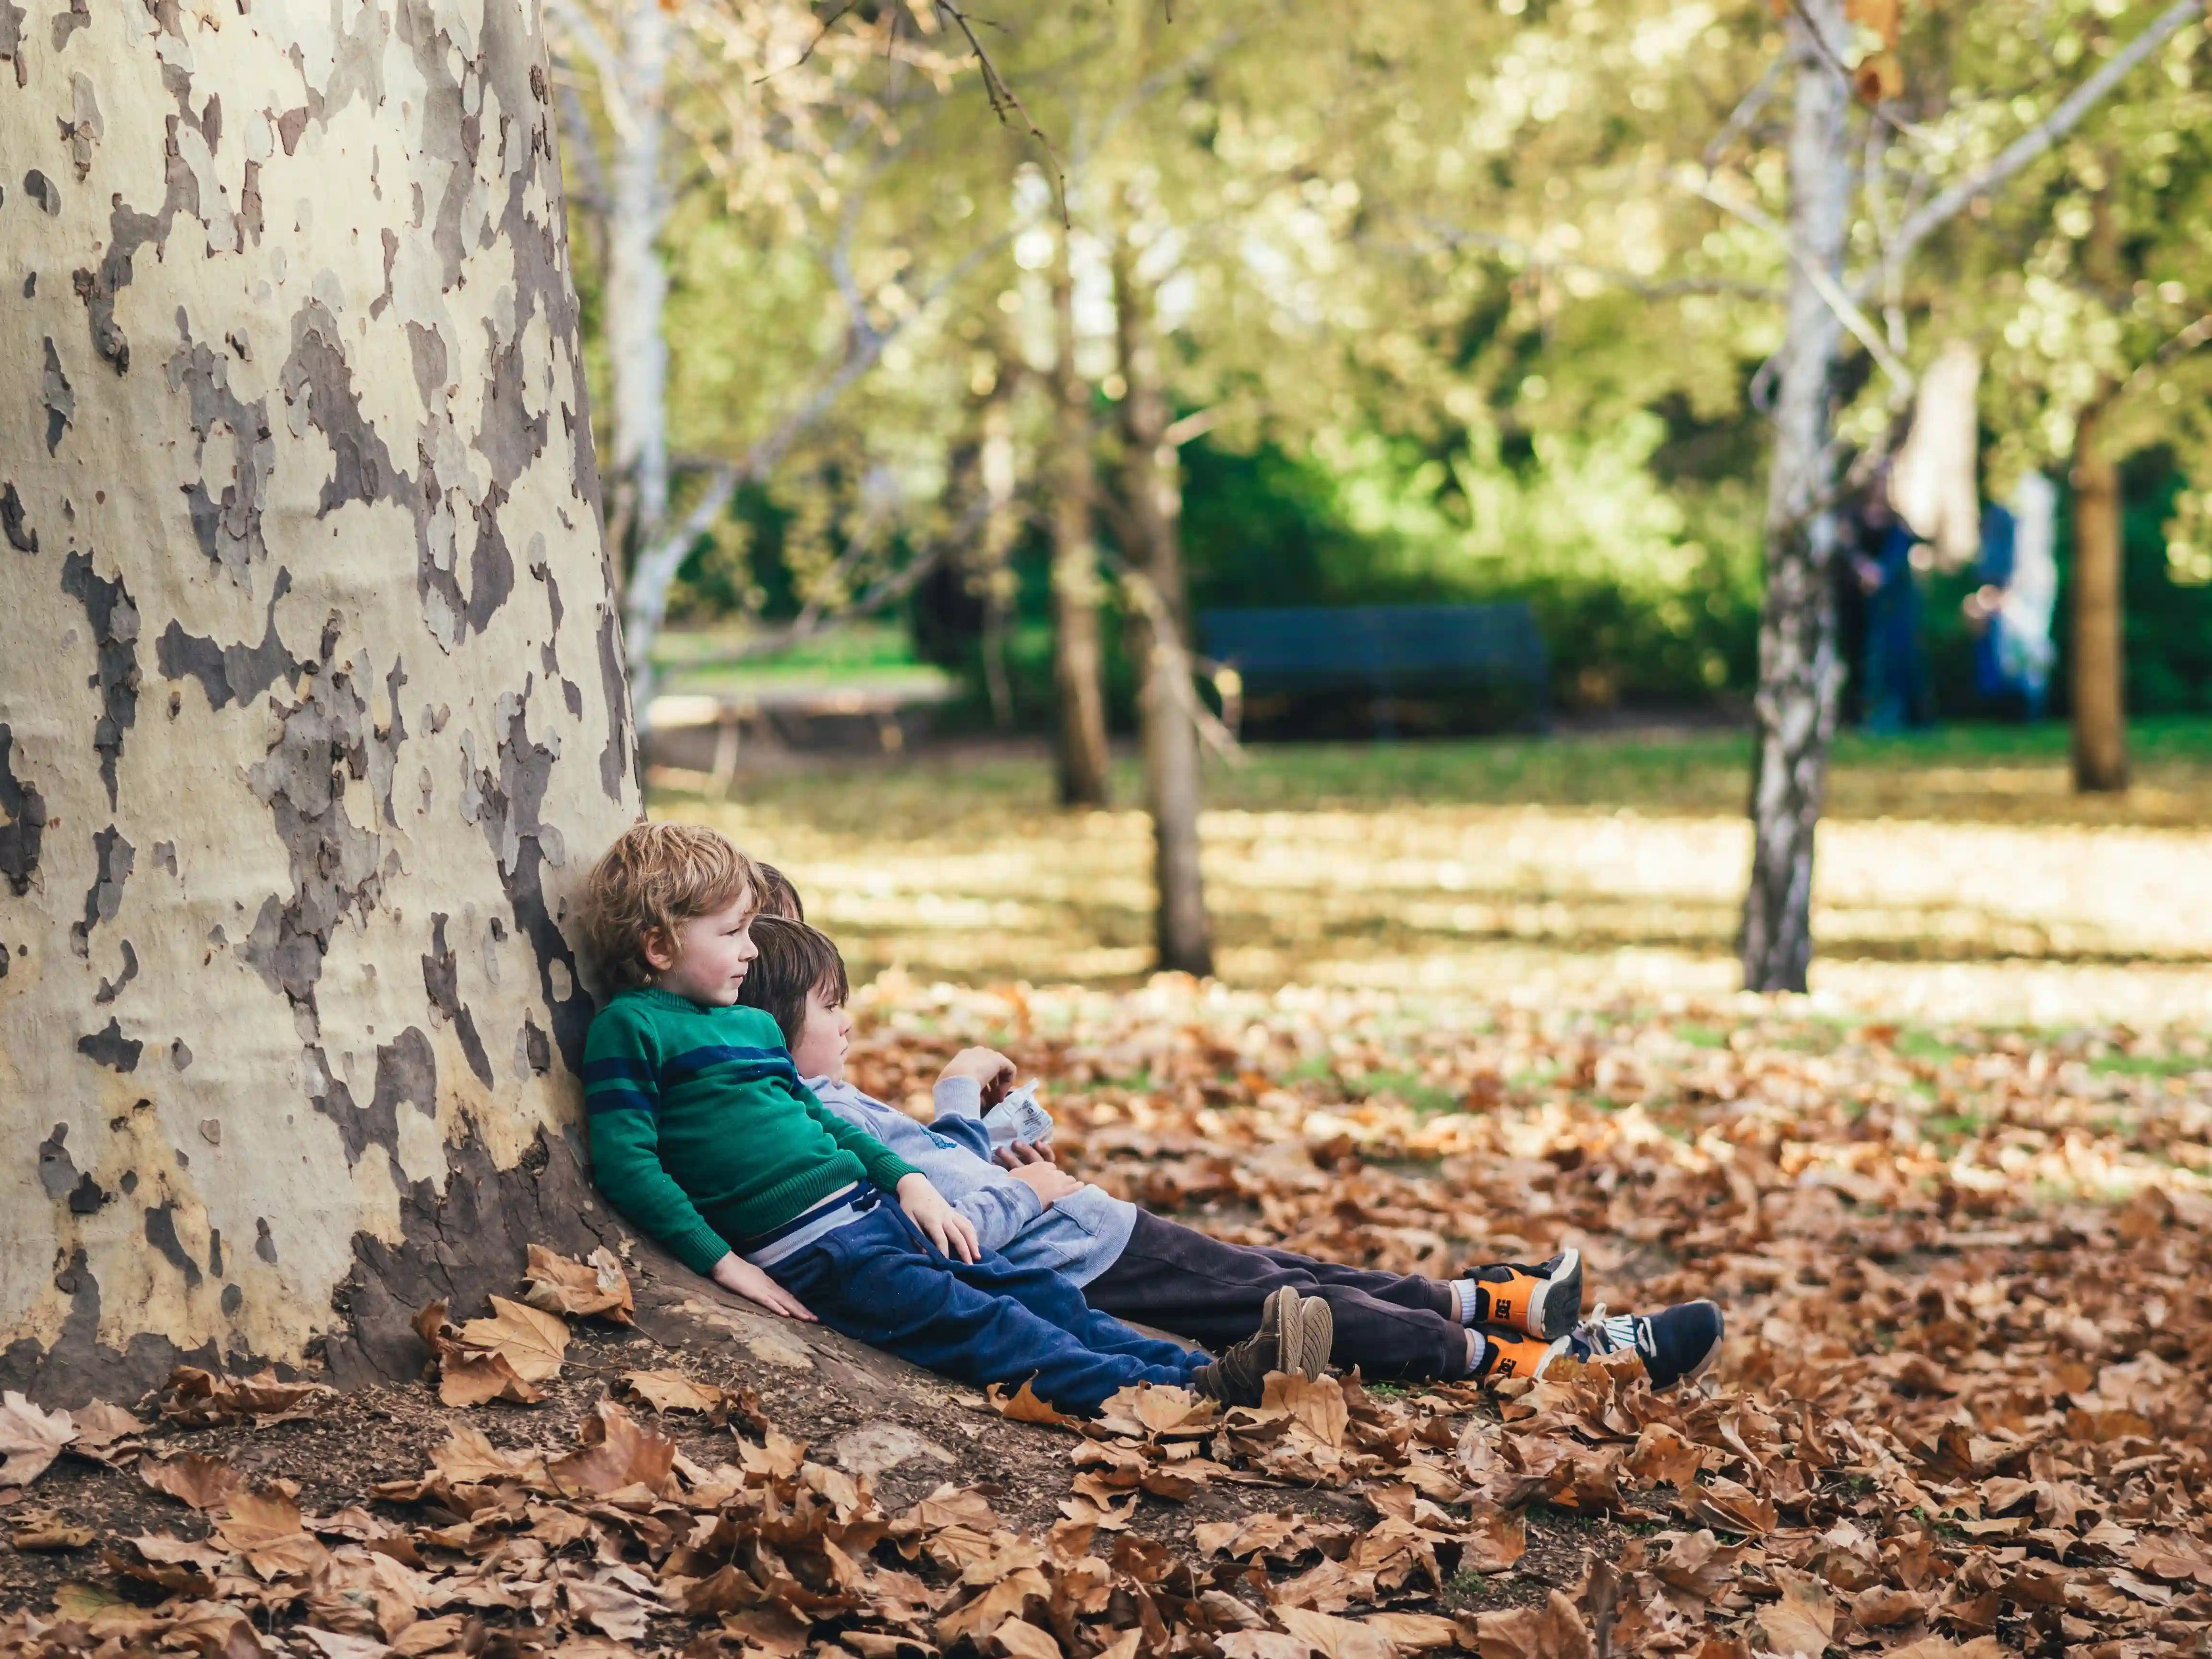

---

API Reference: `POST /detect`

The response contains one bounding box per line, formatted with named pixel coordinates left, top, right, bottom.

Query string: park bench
left=1198, top=602, right=1550, bottom=737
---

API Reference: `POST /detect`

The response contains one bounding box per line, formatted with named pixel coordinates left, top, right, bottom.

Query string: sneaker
left=1191, top=1286, right=1333, bottom=1407
left=1470, top=1326, right=1570, bottom=1383
left=1462, top=1249, right=1583, bottom=1339
left=1572, top=1300, right=1725, bottom=1393
left=1469, top=1299, right=1725, bottom=1393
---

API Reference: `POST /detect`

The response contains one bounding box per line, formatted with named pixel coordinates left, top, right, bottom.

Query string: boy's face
left=790, top=987, right=853, bottom=1080
left=647, top=894, right=758, bottom=1006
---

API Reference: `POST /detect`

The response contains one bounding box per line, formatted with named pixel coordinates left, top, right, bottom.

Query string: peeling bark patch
left=242, top=657, right=385, bottom=1012
left=308, top=1024, right=436, bottom=1169
left=60, top=553, right=140, bottom=808
left=158, top=569, right=300, bottom=708
left=144, top=1205, right=202, bottom=1288
left=0, top=724, right=47, bottom=895
left=420, top=914, right=494, bottom=1087
left=48, top=0, right=86, bottom=51
left=74, top=147, right=192, bottom=376
left=0, top=3, right=24, bottom=86
left=168, top=339, right=276, bottom=577
left=596, top=607, right=633, bottom=803
left=77, top=1017, right=142, bottom=1072
left=24, top=170, right=59, bottom=215
left=36, top=1127, right=77, bottom=1202
left=1, top=482, right=36, bottom=552
left=67, top=1174, right=107, bottom=1214
left=520, top=1015, right=552, bottom=1076
left=41, top=338, right=73, bottom=451
left=94, top=939, right=138, bottom=1004
left=70, top=824, right=134, bottom=957
left=62, top=72, right=101, bottom=180
left=465, top=692, right=590, bottom=1071
left=254, top=1218, right=277, bottom=1264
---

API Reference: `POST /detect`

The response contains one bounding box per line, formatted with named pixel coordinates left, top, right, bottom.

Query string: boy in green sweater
left=580, top=822, right=1332, bottom=1413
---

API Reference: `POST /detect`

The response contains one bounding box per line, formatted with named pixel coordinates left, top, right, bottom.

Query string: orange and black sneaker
left=1459, top=1248, right=1582, bottom=1340
left=1470, top=1327, right=1571, bottom=1384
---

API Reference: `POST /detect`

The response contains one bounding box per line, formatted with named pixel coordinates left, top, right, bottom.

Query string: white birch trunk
left=1739, top=0, right=1851, bottom=994
left=603, top=0, right=669, bottom=546
left=0, top=0, right=644, bottom=1401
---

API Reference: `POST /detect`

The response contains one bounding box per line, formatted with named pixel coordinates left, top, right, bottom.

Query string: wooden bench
left=1198, top=603, right=1549, bottom=736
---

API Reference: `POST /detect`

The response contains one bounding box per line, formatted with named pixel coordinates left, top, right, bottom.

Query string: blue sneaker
left=1571, top=1300, right=1724, bottom=1392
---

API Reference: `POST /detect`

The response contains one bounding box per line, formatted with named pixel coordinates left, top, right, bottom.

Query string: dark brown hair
left=755, top=863, right=805, bottom=922
left=583, top=822, right=759, bottom=991
left=737, top=916, right=849, bottom=1049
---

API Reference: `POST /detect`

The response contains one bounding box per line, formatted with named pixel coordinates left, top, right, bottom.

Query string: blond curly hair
left=583, top=821, right=760, bottom=991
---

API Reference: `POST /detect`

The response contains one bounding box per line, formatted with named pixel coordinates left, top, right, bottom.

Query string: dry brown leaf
left=457, top=1295, right=569, bottom=1383
left=1361, top=1614, right=1462, bottom=1652
left=140, top=1453, right=242, bottom=1510
left=563, top=1575, right=655, bottom=1640
left=1469, top=1591, right=1591, bottom=1659
left=435, top=1348, right=542, bottom=1407
left=0, top=1392, right=75, bottom=1485
left=991, top=1618, right=1062, bottom=1659
left=163, top=1366, right=333, bottom=1427
left=1276, top=1605, right=1395, bottom=1659
left=10, top=1510, right=94, bottom=1551
left=618, top=1368, right=723, bottom=1414
left=990, top=1381, right=1076, bottom=1426
left=1754, top=1566, right=1837, bottom=1658
left=1262, top=1372, right=1347, bottom=1449
left=523, top=1243, right=635, bottom=1325
left=1217, top=1636, right=1314, bottom=1659
left=548, top=1398, right=676, bottom=1498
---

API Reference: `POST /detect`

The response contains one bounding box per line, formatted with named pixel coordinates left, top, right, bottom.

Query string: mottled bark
left=1050, top=231, right=1110, bottom=809
left=1740, top=0, right=1850, bottom=995
left=1112, top=239, right=1211, bottom=977
left=0, top=0, right=641, bottom=1402
left=2070, top=398, right=2128, bottom=793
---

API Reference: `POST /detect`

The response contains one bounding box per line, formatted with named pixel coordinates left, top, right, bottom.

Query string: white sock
left=1450, top=1279, right=1479, bottom=1324
left=1464, top=1327, right=1488, bottom=1376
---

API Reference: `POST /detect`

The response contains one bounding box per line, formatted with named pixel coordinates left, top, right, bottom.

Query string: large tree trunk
left=2070, top=397, right=2129, bottom=792
left=1739, top=0, right=1851, bottom=995
left=604, top=0, right=672, bottom=560
left=1050, top=230, right=1111, bottom=808
left=1112, top=236, right=1212, bottom=976
left=0, top=0, right=646, bottom=1404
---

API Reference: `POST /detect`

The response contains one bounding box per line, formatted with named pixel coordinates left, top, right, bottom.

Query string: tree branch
left=1854, top=0, right=2204, bottom=300
left=1684, top=173, right=1916, bottom=397
left=545, top=0, right=626, bottom=114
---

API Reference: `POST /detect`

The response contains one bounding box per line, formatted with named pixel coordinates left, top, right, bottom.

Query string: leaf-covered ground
left=7, top=972, right=2210, bottom=1658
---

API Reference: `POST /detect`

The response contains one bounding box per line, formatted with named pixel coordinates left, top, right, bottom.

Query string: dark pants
left=766, top=1199, right=1205, bottom=1414
left=1083, top=1212, right=1470, bottom=1382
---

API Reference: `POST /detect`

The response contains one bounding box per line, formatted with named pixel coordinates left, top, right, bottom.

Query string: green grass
left=2088, top=1053, right=2209, bottom=1078
left=1357, top=1070, right=1462, bottom=1114
left=683, top=714, right=2212, bottom=830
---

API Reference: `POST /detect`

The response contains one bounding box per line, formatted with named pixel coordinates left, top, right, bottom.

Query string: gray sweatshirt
left=803, top=1073, right=1138, bottom=1286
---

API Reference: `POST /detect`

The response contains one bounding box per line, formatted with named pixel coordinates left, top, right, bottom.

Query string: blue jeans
left=765, top=1197, right=1207, bottom=1414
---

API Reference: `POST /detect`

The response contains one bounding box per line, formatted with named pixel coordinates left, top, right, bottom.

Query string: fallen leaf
left=1362, top=1614, right=1462, bottom=1652
left=548, top=1399, right=676, bottom=1498
left=992, top=1619, right=1062, bottom=1659
left=523, top=1243, right=635, bottom=1325
left=1276, top=1605, right=1395, bottom=1659
left=10, top=1510, right=94, bottom=1550
left=140, top=1453, right=242, bottom=1510
left=619, top=1368, right=724, bottom=1414
left=0, top=1392, right=75, bottom=1485
left=1470, top=1591, right=1591, bottom=1659
left=564, top=1575, right=655, bottom=1640
left=1754, top=1566, right=1836, bottom=1658
left=991, top=1380, right=1077, bottom=1426
left=457, top=1295, right=570, bottom=1383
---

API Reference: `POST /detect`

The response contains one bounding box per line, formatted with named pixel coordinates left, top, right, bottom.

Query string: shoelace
left=1571, top=1303, right=1643, bottom=1359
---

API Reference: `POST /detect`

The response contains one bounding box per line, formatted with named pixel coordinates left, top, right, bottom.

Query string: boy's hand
left=897, top=1174, right=981, bottom=1262
left=709, top=1253, right=817, bottom=1321
left=938, top=1047, right=1016, bottom=1107
left=1006, top=1161, right=1083, bottom=1207
left=993, top=1140, right=1060, bottom=1168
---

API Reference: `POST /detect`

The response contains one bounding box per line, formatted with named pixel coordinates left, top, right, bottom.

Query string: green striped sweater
left=582, top=986, right=919, bottom=1274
